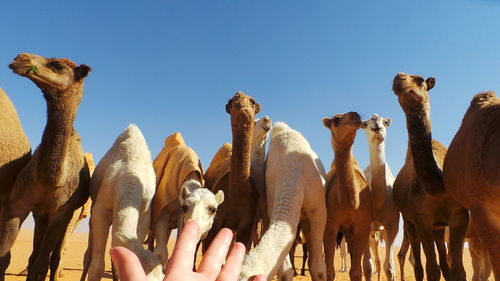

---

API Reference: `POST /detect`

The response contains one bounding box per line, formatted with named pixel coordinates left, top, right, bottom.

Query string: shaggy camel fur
left=0, top=88, right=31, bottom=210
left=203, top=92, right=261, bottom=251
left=323, top=112, right=373, bottom=281
left=0, top=53, right=91, bottom=281
left=392, top=72, right=468, bottom=281
left=81, top=124, right=163, bottom=281
left=443, top=91, right=500, bottom=279
left=361, top=114, right=400, bottom=281
left=251, top=116, right=272, bottom=244
left=149, top=132, right=223, bottom=267
left=239, top=122, right=327, bottom=281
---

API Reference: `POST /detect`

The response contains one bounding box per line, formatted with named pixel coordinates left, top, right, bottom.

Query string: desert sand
left=5, top=229, right=475, bottom=281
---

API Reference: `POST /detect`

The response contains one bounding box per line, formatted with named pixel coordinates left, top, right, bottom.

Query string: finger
left=198, top=228, right=234, bottom=278
left=166, top=219, right=200, bottom=271
left=110, top=247, right=147, bottom=281
left=216, top=242, right=245, bottom=281
left=252, top=275, right=268, bottom=281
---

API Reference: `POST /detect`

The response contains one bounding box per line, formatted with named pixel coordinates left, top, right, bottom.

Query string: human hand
left=110, top=220, right=267, bottom=281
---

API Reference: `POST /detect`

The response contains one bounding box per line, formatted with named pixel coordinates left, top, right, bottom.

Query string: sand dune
left=5, top=229, right=475, bottom=281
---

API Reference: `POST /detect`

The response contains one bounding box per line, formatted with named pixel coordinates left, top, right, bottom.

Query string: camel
left=148, top=132, right=223, bottom=267
left=0, top=88, right=31, bottom=210
left=0, top=53, right=91, bottom=281
left=443, top=90, right=500, bottom=279
left=392, top=72, right=469, bottom=281
left=203, top=92, right=261, bottom=252
left=251, top=116, right=272, bottom=244
left=290, top=225, right=308, bottom=277
left=323, top=112, right=373, bottom=281
left=239, top=121, right=327, bottom=281
left=80, top=124, right=163, bottom=281
left=361, top=114, right=400, bottom=281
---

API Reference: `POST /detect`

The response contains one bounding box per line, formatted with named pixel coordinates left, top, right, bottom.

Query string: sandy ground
left=5, top=230, right=475, bottom=281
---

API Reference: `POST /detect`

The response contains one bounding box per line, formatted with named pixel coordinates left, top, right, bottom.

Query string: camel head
left=323, top=111, right=362, bottom=148
left=179, top=183, right=224, bottom=240
left=226, top=92, right=261, bottom=125
left=9, top=53, right=91, bottom=99
left=392, top=72, right=435, bottom=114
left=362, top=114, right=392, bottom=143
left=253, top=116, right=273, bottom=148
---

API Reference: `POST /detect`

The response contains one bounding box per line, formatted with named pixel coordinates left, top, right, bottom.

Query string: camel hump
left=471, top=91, right=498, bottom=107
left=164, top=132, right=186, bottom=147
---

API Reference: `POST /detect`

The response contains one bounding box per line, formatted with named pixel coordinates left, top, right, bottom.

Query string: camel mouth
left=371, top=127, right=381, bottom=133
left=262, top=124, right=271, bottom=132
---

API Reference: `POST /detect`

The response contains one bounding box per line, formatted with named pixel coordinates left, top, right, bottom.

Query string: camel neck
left=230, top=120, right=253, bottom=196
left=405, top=107, right=445, bottom=196
left=37, top=87, right=81, bottom=187
left=333, top=143, right=360, bottom=209
left=367, top=140, right=387, bottom=209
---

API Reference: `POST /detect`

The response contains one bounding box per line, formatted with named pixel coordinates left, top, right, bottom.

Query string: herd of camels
left=0, top=53, right=498, bottom=281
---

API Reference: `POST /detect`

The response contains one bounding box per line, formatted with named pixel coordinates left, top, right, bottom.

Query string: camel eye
left=49, top=61, right=65, bottom=71
left=414, top=77, right=424, bottom=86
left=208, top=207, right=217, bottom=215
left=181, top=205, right=189, bottom=213
left=250, top=99, right=256, bottom=105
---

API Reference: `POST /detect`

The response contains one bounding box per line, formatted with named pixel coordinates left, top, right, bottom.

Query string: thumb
left=110, top=247, right=147, bottom=281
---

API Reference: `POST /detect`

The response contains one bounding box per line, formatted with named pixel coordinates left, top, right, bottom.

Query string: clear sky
left=1, top=1, right=500, bottom=238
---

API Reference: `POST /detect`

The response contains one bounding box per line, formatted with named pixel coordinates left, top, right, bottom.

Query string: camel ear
left=225, top=101, right=231, bottom=114
left=322, top=117, right=332, bottom=129
left=215, top=190, right=224, bottom=205
left=180, top=186, right=191, bottom=203
left=383, top=118, right=392, bottom=127
left=426, top=77, right=436, bottom=91
left=75, top=64, right=92, bottom=80
left=254, top=102, right=261, bottom=114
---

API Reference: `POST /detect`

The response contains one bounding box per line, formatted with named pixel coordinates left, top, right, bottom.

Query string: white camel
left=361, top=114, right=400, bottom=281
left=81, top=124, right=163, bottom=281
left=251, top=116, right=272, bottom=244
left=240, top=122, right=327, bottom=281
left=149, top=132, right=224, bottom=268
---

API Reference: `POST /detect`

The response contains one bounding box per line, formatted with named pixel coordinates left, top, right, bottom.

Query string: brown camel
left=0, top=53, right=91, bottom=281
left=323, top=112, right=373, bottom=281
left=203, top=92, right=260, bottom=251
left=0, top=87, right=31, bottom=212
left=443, top=91, right=500, bottom=279
left=392, top=72, right=468, bottom=281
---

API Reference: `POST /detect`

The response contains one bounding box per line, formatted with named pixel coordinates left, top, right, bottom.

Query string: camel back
left=204, top=143, right=232, bottom=192
left=151, top=132, right=204, bottom=228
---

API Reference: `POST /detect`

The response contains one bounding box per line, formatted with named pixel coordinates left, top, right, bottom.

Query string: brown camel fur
left=203, top=92, right=260, bottom=252
left=443, top=91, right=500, bottom=279
left=0, top=87, right=31, bottom=212
left=392, top=72, right=468, bottom=281
left=323, top=112, right=373, bottom=281
left=0, top=53, right=91, bottom=281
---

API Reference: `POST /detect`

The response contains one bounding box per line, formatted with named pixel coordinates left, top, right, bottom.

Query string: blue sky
left=1, top=1, right=500, bottom=237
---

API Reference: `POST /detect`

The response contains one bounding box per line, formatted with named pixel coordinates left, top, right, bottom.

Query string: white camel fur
left=240, top=122, right=327, bottom=281
left=251, top=116, right=272, bottom=243
left=150, top=132, right=224, bottom=268
left=361, top=114, right=400, bottom=281
left=81, top=124, right=163, bottom=281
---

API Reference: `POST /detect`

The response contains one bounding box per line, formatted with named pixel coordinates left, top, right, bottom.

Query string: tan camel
left=392, top=72, right=468, bottom=281
left=203, top=92, right=260, bottom=251
left=323, top=112, right=373, bottom=281
left=0, top=88, right=31, bottom=209
left=443, top=91, right=500, bottom=279
left=361, top=114, right=400, bottom=281
left=0, top=53, right=91, bottom=281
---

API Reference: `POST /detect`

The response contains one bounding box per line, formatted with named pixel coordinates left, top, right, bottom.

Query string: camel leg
left=53, top=208, right=82, bottom=281
left=87, top=205, right=112, bottom=281
left=324, top=220, right=338, bottom=281
left=448, top=211, right=468, bottom=281
left=382, top=225, right=398, bottom=281
left=48, top=235, right=64, bottom=281
left=415, top=223, right=440, bottom=281
left=301, top=242, right=308, bottom=276
left=27, top=210, right=74, bottom=281
left=370, top=234, right=382, bottom=281
left=153, top=209, right=171, bottom=268
left=471, top=206, right=500, bottom=280
left=349, top=226, right=371, bottom=281
left=0, top=197, right=32, bottom=280
left=397, top=230, right=410, bottom=281
left=26, top=215, right=49, bottom=277
left=340, top=238, right=347, bottom=273
left=289, top=238, right=298, bottom=276
left=433, top=228, right=450, bottom=281
left=302, top=211, right=326, bottom=281
left=362, top=244, right=373, bottom=281
left=277, top=255, right=293, bottom=281
left=469, top=235, right=490, bottom=281
left=407, top=224, right=423, bottom=281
